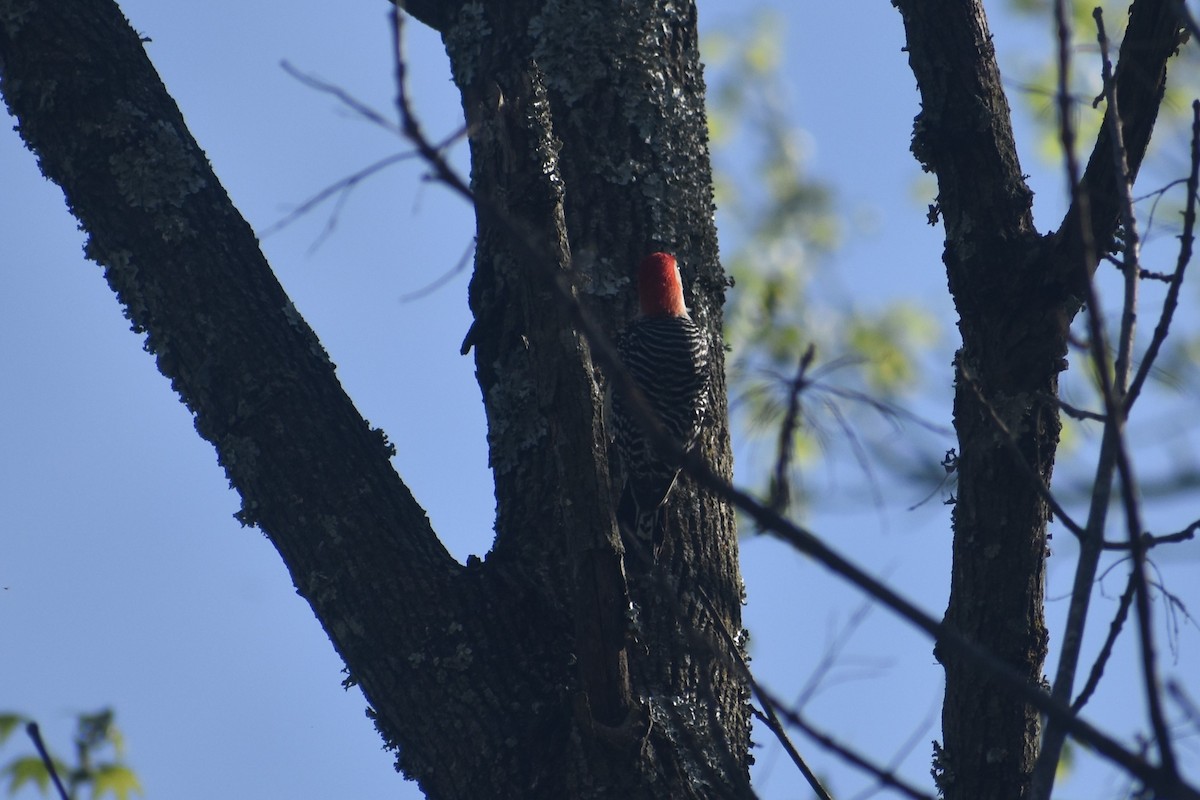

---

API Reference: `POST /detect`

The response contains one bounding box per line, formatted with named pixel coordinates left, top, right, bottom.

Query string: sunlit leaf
left=0, top=717, right=25, bottom=748
left=91, top=763, right=143, bottom=800
left=1056, top=738, right=1075, bottom=780
left=2, top=755, right=51, bottom=796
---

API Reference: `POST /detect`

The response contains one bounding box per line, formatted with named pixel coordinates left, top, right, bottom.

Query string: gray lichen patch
left=527, top=0, right=614, bottom=106
left=0, top=0, right=35, bottom=35
left=443, top=2, right=490, bottom=88
left=484, top=359, right=546, bottom=476
left=106, top=114, right=207, bottom=240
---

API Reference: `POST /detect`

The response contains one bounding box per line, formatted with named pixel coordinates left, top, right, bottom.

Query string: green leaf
left=76, top=710, right=115, bottom=751
left=1056, top=738, right=1075, bottom=781
left=3, top=755, right=51, bottom=796
left=90, top=763, right=143, bottom=800
left=0, top=716, right=26, bottom=747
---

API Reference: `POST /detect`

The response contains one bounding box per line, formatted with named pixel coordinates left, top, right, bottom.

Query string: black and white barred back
left=613, top=314, right=712, bottom=549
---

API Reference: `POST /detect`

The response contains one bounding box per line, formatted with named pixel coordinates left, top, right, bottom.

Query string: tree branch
left=389, top=0, right=458, bottom=34
left=1055, top=0, right=1185, bottom=279
left=1124, top=99, right=1200, bottom=411
left=0, top=2, right=520, bottom=788
left=891, top=0, right=1036, bottom=258
left=1072, top=566, right=1137, bottom=714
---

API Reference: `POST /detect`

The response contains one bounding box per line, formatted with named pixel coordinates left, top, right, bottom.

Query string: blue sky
left=3, top=2, right=1198, bottom=798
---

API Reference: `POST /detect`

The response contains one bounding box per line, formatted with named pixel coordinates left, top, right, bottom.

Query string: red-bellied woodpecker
left=611, top=252, right=712, bottom=556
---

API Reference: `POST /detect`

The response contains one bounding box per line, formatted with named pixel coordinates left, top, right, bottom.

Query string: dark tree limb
left=891, top=0, right=1036, bottom=260
left=390, top=0, right=458, bottom=33
left=1, top=0, right=748, bottom=796
left=893, top=0, right=1187, bottom=794
left=891, top=2, right=1051, bottom=798
left=891, top=0, right=1183, bottom=795
left=1055, top=0, right=1186, bottom=281
left=437, top=0, right=747, bottom=789
left=0, top=3, right=571, bottom=798
left=1032, top=3, right=1187, bottom=797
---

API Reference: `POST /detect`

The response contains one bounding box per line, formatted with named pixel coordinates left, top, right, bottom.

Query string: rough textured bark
left=0, top=0, right=746, bottom=798
left=891, top=1, right=1184, bottom=798
left=441, top=0, right=748, bottom=790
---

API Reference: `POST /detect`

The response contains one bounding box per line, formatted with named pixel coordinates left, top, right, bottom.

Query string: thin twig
left=258, top=150, right=417, bottom=240
left=846, top=704, right=939, bottom=800
left=1094, top=9, right=1142, bottom=397
left=1058, top=399, right=1107, bottom=423
left=1094, top=8, right=1178, bottom=780
left=25, top=723, right=69, bottom=800
left=1041, top=0, right=1193, bottom=788
left=693, top=451, right=1196, bottom=797
left=399, top=238, right=475, bottom=302
left=1103, top=519, right=1200, bottom=550
left=793, top=599, right=878, bottom=710
left=1034, top=10, right=1129, bottom=795
left=751, top=681, right=934, bottom=800
left=283, top=60, right=402, bottom=134
left=1167, top=680, right=1200, bottom=733
left=693, top=587, right=845, bottom=800
left=1073, top=567, right=1137, bottom=713
left=1125, top=100, right=1200, bottom=411
left=768, top=345, right=814, bottom=513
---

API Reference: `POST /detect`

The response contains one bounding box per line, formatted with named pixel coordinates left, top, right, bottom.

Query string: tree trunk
left=892, top=1, right=1183, bottom=798
left=0, top=0, right=747, bottom=798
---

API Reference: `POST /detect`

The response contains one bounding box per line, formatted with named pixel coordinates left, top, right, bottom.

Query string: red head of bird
left=637, top=252, right=690, bottom=319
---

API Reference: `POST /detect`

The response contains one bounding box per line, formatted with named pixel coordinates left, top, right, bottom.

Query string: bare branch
left=1167, top=680, right=1200, bottom=734
left=845, top=706, right=940, bottom=800
left=768, top=345, right=814, bottom=514
left=1073, top=567, right=1137, bottom=713
left=400, top=239, right=474, bottom=303
left=1125, top=100, right=1200, bottom=410
left=1104, top=519, right=1200, bottom=551
left=752, top=686, right=934, bottom=800
left=700, top=459, right=1194, bottom=797
left=693, top=588, right=831, bottom=800
left=1058, top=399, right=1107, bottom=423
left=793, top=600, right=879, bottom=710
left=1034, top=5, right=1187, bottom=794
left=1092, top=9, right=1179, bottom=780
left=1094, top=8, right=1143, bottom=400
left=1056, top=0, right=1185, bottom=277
left=695, top=588, right=929, bottom=800
left=1032, top=5, right=1108, bottom=785
left=258, top=150, right=417, bottom=242
left=24, top=723, right=68, bottom=800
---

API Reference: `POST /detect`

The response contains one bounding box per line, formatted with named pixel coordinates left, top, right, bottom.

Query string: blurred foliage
left=0, top=710, right=143, bottom=800
left=704, top=3, right=1200, bottom=518
left=704, top=12, right=945, bottom=517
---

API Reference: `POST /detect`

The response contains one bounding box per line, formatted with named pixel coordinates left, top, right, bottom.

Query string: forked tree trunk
left=0, top=0, right=748, bottom=797
left=892, top=0, right=1182, bottom=798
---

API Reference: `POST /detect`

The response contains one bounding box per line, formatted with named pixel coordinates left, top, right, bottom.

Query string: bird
left=610, top=252, right=712, bottom=558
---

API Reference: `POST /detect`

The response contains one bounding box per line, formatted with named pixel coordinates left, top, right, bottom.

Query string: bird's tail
left=617, top=482, right=662, bottom=562
left=634, top=511, right=659, bottom=549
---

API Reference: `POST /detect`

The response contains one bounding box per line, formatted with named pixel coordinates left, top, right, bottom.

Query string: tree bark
left=442, top=0, right=749, bottom=791
left=891, top=1, right=1184, bottom=798
left=0, top=0, right=747, bottom=798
